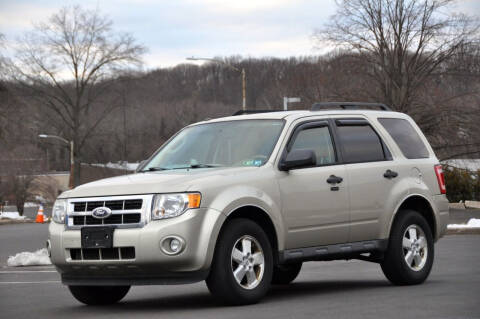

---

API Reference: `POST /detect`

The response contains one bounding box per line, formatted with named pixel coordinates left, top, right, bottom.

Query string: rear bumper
left=49, top=207, right=225, bottom=285
left=433, top=194, right=449, bottom=240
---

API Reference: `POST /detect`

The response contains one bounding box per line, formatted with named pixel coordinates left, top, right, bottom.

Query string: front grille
left=73, top=199, right=143, bottom=212
left=69, top=247, right=135, bottom=261
left=68, top=197, right=145, bottom=229
left=72, top=213, right=141, bottom=226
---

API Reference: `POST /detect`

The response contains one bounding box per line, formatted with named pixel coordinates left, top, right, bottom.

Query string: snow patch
left=35, top=195, right=46, bottom=203
left=0, top=212, right=27, bottom=220
left=24, top=202, right=39, bottom=208
left=7, top=248, right=52, bottom=267
left=447, top=218, right=480, bottom=229
left=89, top=161, right=139, bottom=171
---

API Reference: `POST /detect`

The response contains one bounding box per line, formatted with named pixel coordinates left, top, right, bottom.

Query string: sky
left=1, top=0, right=479, bottom=70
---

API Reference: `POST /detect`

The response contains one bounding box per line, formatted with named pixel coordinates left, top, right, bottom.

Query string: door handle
left=327, top=175, right=343, bottom=184
left=383, top=169, right=398, bottom=179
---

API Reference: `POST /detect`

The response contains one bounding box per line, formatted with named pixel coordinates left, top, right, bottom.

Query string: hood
left=62, top=166, right=257, bottom=198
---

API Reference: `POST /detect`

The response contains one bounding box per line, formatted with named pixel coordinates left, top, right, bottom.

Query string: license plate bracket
left=81, top=227, right=115, bottom=248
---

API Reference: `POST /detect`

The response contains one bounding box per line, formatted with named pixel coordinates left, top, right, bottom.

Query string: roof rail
left=232, top=110, right=283, bottom=116
left=311, top=102, right=392, bottom=112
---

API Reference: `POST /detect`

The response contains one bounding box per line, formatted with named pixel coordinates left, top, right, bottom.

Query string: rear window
left=378, top=118, right=430, bottom=159
left=336, top=124, right=386, bottom=163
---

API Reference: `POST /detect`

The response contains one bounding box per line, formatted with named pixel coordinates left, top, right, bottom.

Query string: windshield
left=142, top=119, right=284, bottom=170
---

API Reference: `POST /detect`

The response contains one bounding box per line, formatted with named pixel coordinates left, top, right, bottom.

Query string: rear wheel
left=381, top=209, right=434, bottom=285
left=271, top=263, right=302, bottom=285
left=68, top=285, right=130, bottom=305
left=206, top=218, right=273, bottom=305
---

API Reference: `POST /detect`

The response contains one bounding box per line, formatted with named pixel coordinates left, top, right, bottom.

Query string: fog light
left=170, top=239, right=181, bottom=252
left=160, top=236, right=185, bottom=255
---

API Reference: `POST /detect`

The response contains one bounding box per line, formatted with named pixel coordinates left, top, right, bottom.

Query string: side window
left=290, top=125, right=336, bottom=166
left=335, top=120, right=386, bottom=163
left=378, top=118, right=430, bottom=159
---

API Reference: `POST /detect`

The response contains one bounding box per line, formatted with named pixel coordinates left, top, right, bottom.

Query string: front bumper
left=49, top=207, right=225, bottom=285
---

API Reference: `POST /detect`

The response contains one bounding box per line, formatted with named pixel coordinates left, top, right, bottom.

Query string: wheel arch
left=389, top=194, right=437, bottom=240
left=221, top=205, right=281, bottom=264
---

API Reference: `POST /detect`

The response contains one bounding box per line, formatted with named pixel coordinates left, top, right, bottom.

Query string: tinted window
left=378, top=118, right=429, bottom=159
left=290, top=126, right=336, bottom=166
left=336, top=124, right=385, bottom=163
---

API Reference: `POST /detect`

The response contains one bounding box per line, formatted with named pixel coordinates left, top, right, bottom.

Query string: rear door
left=332, top=117, right=399, bottom=242
left=277, top=119, right=350, bottom=249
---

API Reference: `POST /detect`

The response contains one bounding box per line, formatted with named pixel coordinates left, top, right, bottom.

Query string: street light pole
left=241, top=68, right=246, bottom=110
left=187, top=57, right=246, bottom=110
left=69, top=140, right=74, bottom=188
left=39, top=134, right=75, bottom=189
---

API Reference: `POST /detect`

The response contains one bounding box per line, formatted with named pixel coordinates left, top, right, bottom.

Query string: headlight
left=151, top=193, right=201, bottom=220
left=52, top=199, right=67, bottom=224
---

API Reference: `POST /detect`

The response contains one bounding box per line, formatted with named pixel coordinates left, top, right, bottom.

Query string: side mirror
left=279, top=149, right=316, bottom=171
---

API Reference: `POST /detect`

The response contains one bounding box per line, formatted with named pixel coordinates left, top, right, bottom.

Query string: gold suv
left=48, top=102, right=449, bottom=305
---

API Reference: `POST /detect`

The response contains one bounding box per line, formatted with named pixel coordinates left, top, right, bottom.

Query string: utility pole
left=187, top=57, right=247, bottom=110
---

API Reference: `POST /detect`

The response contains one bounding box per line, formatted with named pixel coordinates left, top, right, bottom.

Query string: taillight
left=434, top=164, right=446, bottom=194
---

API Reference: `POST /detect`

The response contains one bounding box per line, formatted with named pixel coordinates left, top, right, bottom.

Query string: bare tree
left=0, top=33, right=9, bottom=138
left=0, top=151, right=39, bottom=216
left=31, top=175, right=63, bottom=205
left=9, top=174, right=35, bottom=216
left=314, top=0, right=479, bottom=112
left=0, top=33, right=6, bottom=77
left=12, top=6, right=145, bottom=186
left=0, top=176, right=7, bottom=209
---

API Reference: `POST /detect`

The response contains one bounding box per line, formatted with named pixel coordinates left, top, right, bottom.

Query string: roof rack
left=232, top=110, right=283, bottom=116
left=311, top=102, right=392, bottom=112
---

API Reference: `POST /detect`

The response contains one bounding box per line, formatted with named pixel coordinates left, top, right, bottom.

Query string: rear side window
left=378, top=118, right=429, bottom=159
left=335, top=121, right=386, bottom=163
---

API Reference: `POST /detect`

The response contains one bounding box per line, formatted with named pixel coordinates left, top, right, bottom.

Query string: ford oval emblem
left=92, top=207, right=112, bottom=219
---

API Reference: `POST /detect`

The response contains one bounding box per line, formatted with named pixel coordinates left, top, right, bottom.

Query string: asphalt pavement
left=0, top=222, right=479, bottom=318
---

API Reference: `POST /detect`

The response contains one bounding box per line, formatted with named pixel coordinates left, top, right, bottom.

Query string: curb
left=465, top=201, right=480, bottom=210
left=450, top=201, right=480, bottom=210
left=446, top=228, right=480, bottom=235
left=0, top=219, right=45, bottom=225
left=449, top=203, right=466, bottom=210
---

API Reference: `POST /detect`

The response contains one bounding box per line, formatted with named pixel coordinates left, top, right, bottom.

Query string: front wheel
left=206, top=218, right=273, bottom=305
left=68, top=285, right=130, bottom=305
left=381, top=209, right=434, bottom=285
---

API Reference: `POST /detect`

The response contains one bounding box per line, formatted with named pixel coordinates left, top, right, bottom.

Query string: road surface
left=0, top=222, right=479, bottom=318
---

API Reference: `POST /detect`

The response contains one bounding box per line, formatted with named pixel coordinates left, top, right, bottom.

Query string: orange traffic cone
left=35, top=205, right=44, bottom=223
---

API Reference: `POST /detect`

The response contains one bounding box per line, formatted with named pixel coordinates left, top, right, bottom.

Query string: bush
left=474, top=170, right=480, bottom=200
left=443, top=165, right=479, bottom=202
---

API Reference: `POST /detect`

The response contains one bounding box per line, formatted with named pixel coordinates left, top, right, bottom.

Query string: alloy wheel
left=402, top=224, right=428, bottom=271
left=231, top=235, right=265, bottom=289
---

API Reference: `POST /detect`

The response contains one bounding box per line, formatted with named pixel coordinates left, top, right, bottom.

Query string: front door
left=277, top=120, right=349, bottom=249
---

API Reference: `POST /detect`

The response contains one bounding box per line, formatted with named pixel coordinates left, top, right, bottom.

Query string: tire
left=68, top=285, right=130, bottom=305
left=381, top=209, right=434, bottom=285
left=271, top=263, right=302, bottom=285
left=206, top=218, right=273, bottom=305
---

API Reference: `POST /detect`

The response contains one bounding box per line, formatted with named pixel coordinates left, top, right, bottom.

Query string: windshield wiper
left=141, top=164, right=222, bottom=172
left=189, top=163, right=223, bottom=168
left=172, top=163, right=223, bottom=169
left=141, top=167, right=170, bottom=172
